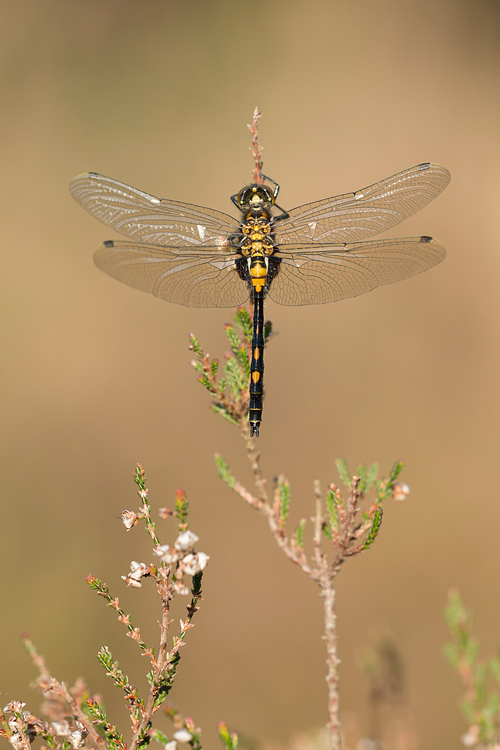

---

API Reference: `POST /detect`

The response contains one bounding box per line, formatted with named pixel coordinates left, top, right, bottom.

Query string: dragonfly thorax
left=240, top=215, right=274, bottom=257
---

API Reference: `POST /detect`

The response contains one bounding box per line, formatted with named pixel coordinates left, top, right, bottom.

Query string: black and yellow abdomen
left=238, top=209, right=276, bottom=437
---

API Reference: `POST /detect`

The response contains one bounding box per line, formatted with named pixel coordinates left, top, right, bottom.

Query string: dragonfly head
left=236, top=184, right=276, bottom=213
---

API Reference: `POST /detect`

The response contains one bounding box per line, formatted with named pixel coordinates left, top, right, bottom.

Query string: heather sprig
left=444, top=590, right=500, bottom=747
left=5, top=467, right=210, bottom=750
left=215, top=454, right=408, bottom=748
left=190, top=305, right=272, bottom=437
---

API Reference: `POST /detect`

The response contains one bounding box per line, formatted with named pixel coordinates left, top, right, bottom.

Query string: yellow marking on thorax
left=241, top=214, right=274, bottom=293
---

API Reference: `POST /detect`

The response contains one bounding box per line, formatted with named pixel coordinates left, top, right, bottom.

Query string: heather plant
left=0, top=308, right=408, bottom=750
left=1, top=108, right=447, bottom=750
left=444, top=590, right=500, bottom=747
left=190, top=305, right=408, bottom=749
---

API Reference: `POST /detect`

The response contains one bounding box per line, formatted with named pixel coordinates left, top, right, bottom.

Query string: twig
left=247, top=107, right=265, bottom=184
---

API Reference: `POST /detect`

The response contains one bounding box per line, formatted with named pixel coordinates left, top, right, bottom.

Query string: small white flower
left=69, top=731, right=85, bottom=749
left=69, top=724, right=88, bottom=749
left=173, top=729, right=192, bottom=743
left=462, top=726, right=480, bottom=747
left=139, top=489, right=148, bottom=500
left=121, top=561, right=148, bottom=588
left=173, top=580, right=189, bottom=595
left=164, top=742, right=177, bottom=750
left=121, top=510, right=139, bottom=530
left=392, top=482, right=410, bottom=501
left=9, top=734, right=24, bottom=750
left=7, top=719, right=18, bottom=733
left=4, top=702, right=25, bottom=714
left=175, top=531, right=199, bottom=552
left=155, top=545, right=180, bottom=564
left=52, top=720, right=71, bottom=737
left=181, top=552, right=209, bottom=576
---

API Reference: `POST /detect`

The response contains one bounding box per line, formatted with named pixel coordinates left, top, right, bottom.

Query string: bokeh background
left=1, top=1, right=499, bottom=748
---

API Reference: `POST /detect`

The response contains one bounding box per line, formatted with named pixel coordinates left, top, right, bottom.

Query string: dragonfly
left=69, top=162, right=450, bottom=437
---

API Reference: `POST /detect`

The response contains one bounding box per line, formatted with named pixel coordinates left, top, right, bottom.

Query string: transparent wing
left=276, top=163, right=450, bottom=245
left=69, top=173, right=240, bottom=247
left=93, top=240, right=250, bottom=308
left=268, top=236, right=445, bottom=306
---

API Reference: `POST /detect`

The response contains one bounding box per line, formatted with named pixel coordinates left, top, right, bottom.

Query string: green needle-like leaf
left=295, top=518, right=307, bottom=550
left=335, top=458, right=351, bottom=488
left=224, top=357, right=245, bottom=395
left=224, top=324, right=242, bottom=359
left=362, top=507, right=383, bottom=549
left=218, top=722, right=238, bottom=750
left=236, top=343, right=250, bottom=379
left=388, top=460, right=404, bottom=485
left=188, top=333, right=202, bottom=357
left=277, top=477, right=291, bottom=527
left=326, top=486, right=340, bottom=530
left=234, top=307, right=253, bottom=342
left=211, top=403, right=239, bottom=425
left=215, top=454, right=237, bottom=490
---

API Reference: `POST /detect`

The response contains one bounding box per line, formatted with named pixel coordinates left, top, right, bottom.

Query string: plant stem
left=319, top=577, right=342, bottom=750
left=129, top=581, right=171, bottom=750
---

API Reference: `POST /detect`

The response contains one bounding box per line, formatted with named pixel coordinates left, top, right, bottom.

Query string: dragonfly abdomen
left=249, top=293, right=265, bottom=437
left=242, top=211, right=276, bottom=437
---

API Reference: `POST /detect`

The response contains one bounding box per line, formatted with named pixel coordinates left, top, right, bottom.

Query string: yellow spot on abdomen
left=251, top=264, right=267, bottom=278
left=254, top=348, right=260, bottom=360
left=251, top=263, right=266, bottom=293
left=252, top=371, right=261, bottom=383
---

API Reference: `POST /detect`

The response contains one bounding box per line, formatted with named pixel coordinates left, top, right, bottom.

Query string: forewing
left=276, top=163, right=450, bottom=245
left=268, top=236, right=445, bottom=306
left=69, top=173, right=239, bottom=247
left=93, top=240, right=250, bottom=308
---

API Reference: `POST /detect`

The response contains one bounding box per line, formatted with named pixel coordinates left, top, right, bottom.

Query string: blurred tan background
left=1, top=1, right=499, bottom=748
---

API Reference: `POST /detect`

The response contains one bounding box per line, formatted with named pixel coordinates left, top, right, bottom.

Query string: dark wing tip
left=417, top=162, right=451, bottom=184
left=420, top=235, right=433, bottom=243
left=103, top=240, right=115, bottom=248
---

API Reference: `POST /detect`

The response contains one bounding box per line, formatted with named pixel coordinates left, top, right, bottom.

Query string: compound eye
left=262, top=186, right=274, bottom=204
left=237, top=186, right=254, bottom=207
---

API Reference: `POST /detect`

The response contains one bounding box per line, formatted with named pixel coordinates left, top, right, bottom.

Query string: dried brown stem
left=312, top=484, right=342, bottom=749
left=129, top=581, right=172, bottom=750
left=247, top=107, right=265, bottom=184
left=21, top=636, right=107, bottom=750
left=49, top=679, right=106, bottom=750
left=242, top=424, right=268, bottom=503
left=235, top=449, right=374, bottom=749
left=319, top=578, right=342, bottom=750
